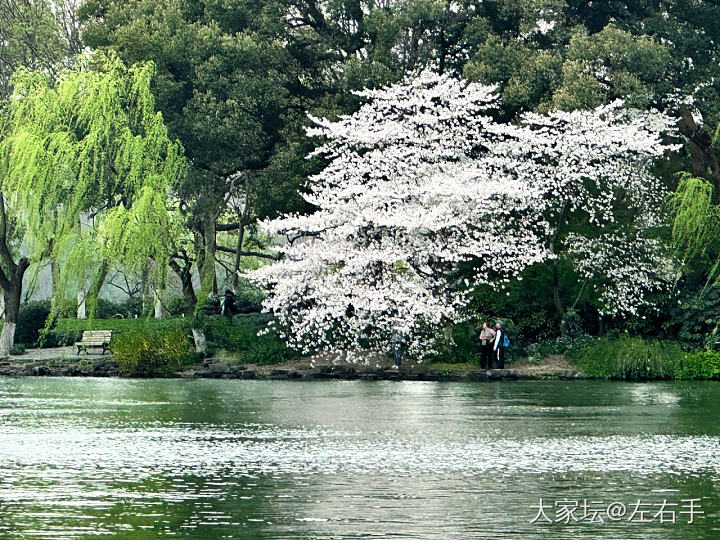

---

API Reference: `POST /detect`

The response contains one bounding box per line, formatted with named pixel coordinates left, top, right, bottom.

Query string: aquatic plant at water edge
left=575, top=336, right=683, bottom=379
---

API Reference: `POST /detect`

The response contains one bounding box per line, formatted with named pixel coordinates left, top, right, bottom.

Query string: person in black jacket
left=220, top=289, right=236, bottom=320
left=493, top=321, right=506, bottom=369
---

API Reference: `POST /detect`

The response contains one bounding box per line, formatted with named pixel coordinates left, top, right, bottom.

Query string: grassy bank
left=48, top=313, right=300, bottom=376
left=572, top=336, right=720, bottom=380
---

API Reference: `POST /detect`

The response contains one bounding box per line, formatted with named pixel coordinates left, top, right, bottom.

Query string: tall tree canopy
left=79, top=0, right=315, bottom=307
left=0, top=0, right=83, bottom=99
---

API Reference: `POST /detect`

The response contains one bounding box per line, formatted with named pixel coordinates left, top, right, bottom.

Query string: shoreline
left=0, top=347, right=588, bottom=381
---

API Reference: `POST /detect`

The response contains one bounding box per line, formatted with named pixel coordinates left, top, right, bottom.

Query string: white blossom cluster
left=251, top=72, right=676, bottom=357
left=567, top=233, right=675, bottom=316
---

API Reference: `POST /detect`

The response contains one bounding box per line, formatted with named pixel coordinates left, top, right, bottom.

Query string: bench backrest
left=80, top=330, right=112, bottom=343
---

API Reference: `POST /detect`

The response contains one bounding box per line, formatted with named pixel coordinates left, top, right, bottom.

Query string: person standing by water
left=493, top=321, right=507, bottom=369
left=479, top=321, right=495, bottom=370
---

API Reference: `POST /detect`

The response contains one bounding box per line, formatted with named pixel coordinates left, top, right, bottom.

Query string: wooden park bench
left=75, top=330, right=112, bottom=355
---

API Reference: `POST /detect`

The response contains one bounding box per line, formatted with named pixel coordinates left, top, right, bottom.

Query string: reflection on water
left=0, top=378, right=719, bottom=538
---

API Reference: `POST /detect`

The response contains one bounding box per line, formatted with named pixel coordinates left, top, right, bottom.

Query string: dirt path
left=237, top=352, right=576, bottom=377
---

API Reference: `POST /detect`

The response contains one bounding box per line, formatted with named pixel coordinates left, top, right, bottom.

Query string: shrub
left=432, top=323, right=480, bottom=364
left=534, top=333, right=594, bottom=359
left=96, top=297, right=143, bottom=319
left=575, top=336, right=683, bottom=379
left=166, top=297, right=189, bottom=317
left=113, top=326, right=195, bottom=377
left=196, top=291, right=264, bottom=317
left=233, top=288, right=264, bottom=314
left=53, top=298, right=79, bottom=318
left=43, top=329, right=84, bottom=347
left=16, top=301, right=52, bottom=347
left=53, top=317, right=187, bottom=334
left=560, top=309, right=584, bottom=338
left=673, top=351, right=720, bottom=379
left=199, top=314, right=300, bottom=365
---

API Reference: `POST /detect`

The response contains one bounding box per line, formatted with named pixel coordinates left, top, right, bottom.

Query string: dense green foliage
left=79, top=0, right=319, bottom=303
left=15, top=301, right=51, bottom=347
left=113, top=326, right=195, bottom=377
left=575, top=336, right=720, bottom=380
left=674, top=351, right=720, bottom=380
left=198, top=314, right=301, bottom=365
left=575, top=336, right=684, bottom=380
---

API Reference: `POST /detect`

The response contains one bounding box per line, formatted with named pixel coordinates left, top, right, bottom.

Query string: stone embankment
left=0, top=358, right=119, bottom=377
left=0, top=348, right=587, bottom=381
left=179, top=361, right=587, bottom=381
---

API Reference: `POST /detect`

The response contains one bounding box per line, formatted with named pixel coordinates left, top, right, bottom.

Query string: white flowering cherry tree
left=252, top=72, right=676, bottom=357
left=507, top=103, right=677, bottom=318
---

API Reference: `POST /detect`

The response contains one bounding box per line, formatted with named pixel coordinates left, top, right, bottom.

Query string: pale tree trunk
left=154, top=289, right=164, bottom=319
left=192, top=328, right=206, bottom=354
left=0, top=197, right=29, bottom=357
left=76, top=288, right=86, bottom=319
left=0, top=321, right=15, bottom=357
left=0, top=260, right=29, bottom=358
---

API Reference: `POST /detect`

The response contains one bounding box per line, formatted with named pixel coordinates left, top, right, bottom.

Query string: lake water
left=0, top=377, right=719, bottom=539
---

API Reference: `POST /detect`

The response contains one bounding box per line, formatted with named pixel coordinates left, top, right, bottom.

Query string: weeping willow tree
left=0, top=55, right=185, bottom=355
left=670, top=172, right=720, bottom=287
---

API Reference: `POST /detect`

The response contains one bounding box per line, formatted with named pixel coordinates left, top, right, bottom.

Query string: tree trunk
left=76, top=288, right=86, bottom=319
left=169, top=255, right=197, bottom=316
left=86, top=261, right=109, bottom=318
left=181, top=274, right=197, bottom=315
left=232, top=223, right=245, bottom=293
left=154, top=289, right=164, bottom=319
left=198, top=212, right=217, bottom=309
left=551, top=260, right=564, bottom=319
left=676, top=108, right=720, bottom=191
left=191, top=328, right=206, bottom=354
left=140, top=262, right=151, bottom=316
left=0, top=259, right=29, bottom=358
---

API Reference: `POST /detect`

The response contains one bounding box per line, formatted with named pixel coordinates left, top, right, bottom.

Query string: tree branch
left=216, top=222, right=241, bottom=232
left=216, top=244, right=280, bottom=260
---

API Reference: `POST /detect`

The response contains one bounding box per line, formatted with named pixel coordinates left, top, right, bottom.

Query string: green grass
left=199, top=315, right=301, bottom=365
left=54, top=317, right=188, bottom=333
left=574, top=336, right=684, bottom=380
left=427, top=362, right=477, bottom=374
left=50, top=315, right=300, bottom=367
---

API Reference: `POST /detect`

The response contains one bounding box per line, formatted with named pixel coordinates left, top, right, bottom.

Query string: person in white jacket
left=493, top=321, right=506, bottom=369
